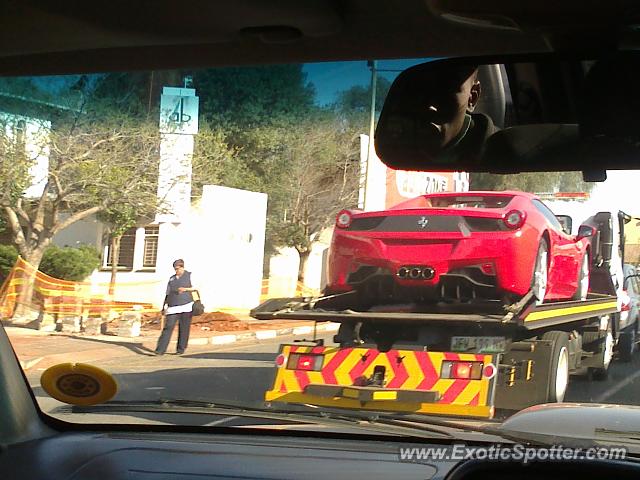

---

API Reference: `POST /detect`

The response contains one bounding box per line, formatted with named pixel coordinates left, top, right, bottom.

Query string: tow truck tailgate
left=265, top=344, right=498, bottom=419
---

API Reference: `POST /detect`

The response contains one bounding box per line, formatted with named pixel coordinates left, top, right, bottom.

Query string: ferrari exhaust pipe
left=397, top=266, right=435, bottom=280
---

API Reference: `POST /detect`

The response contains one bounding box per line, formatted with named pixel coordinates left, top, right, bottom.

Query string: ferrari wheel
left=573, top=253, right=590, bottom=301
left=532, top=239, right=549, bottom=306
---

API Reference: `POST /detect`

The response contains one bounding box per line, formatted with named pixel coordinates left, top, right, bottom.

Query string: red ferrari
left=325, top=191, right=591, bottom=306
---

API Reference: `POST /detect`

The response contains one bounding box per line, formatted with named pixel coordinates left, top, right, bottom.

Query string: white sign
left=155, top=134, right=193, bottom=223
left=159, top=88, right=199, bottom=135
left=395, top=171, right=449, bottom=197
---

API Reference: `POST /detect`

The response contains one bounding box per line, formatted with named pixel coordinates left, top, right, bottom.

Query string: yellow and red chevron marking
left=266, top=345, right=496, bottom=418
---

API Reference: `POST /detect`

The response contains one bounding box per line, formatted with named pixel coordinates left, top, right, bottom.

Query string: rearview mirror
left=556, top=215, right=573, bottom=235
left=375, top=53, right=640, bottom=174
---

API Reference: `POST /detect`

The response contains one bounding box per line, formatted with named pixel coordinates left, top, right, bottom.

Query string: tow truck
left=251, top=210, right=630, bottom=419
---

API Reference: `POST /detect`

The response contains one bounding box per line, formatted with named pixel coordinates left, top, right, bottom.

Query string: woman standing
left=154, top=259, right=197, bottom=355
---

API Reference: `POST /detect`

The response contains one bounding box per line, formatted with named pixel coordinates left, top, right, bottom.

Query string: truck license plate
left=451, top=336, right=506, bottom=353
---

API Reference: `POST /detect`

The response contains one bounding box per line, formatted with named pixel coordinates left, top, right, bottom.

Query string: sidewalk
left=4, top=318, right=340, bottom=372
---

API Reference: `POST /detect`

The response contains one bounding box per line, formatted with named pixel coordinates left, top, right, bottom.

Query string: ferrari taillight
left=480, top=263, right=496, bottom=276
left=621, top=290, right=631, bottom=312
left=503, top=210, right=526, bottom=229
left=336, top=210, right=352, bottom=229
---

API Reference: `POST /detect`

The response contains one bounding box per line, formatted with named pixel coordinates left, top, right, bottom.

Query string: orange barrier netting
left=0, top=257, right=323, bottom=320
left=259, top=279, right=321, bottom=302
left=0, top=257, right=159, bottom=319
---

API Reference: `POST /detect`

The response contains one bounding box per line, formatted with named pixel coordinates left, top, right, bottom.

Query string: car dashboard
left=3, top=428, right=640, bottom=480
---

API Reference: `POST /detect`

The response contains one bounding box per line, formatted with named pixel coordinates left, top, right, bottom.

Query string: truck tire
left=584, top=327, right=614, bottom=380
left=531, top=239, right=549, bottom=306
left=618, top=324, right=636, bottom=363
left=572, top=253, right=590, bottom=301
left=542, top=331, right=570, bottom=403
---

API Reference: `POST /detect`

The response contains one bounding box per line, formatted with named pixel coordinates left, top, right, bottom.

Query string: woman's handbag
left=192, top=290, right=205, bottom=316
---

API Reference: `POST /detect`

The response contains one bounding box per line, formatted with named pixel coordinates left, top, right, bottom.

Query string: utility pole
left=362, top=60, right=377, bottom=211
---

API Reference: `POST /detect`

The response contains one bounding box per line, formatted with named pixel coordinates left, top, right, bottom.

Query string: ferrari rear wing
left=250, top=291, right=619, bottom=330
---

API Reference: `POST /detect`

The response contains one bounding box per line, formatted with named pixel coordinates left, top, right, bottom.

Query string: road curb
left=16, top=322, right=342, bottom=371
left=157, top=322, right=341, bottom=350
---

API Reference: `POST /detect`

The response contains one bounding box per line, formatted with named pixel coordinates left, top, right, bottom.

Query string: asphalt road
left=25, top=332, right=640, bottom=426
left=27, top=332, right=335, bottom=425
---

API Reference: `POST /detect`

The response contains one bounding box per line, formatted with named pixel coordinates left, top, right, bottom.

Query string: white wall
left=268, top=247, right=300, bottom=298
left=359, top=134, right=387, bottom=212
left=52, top=214, right=103, bottom=248
left=83, top=185, right=268, bottom=311
left=184, top=185, right=268, bottom=310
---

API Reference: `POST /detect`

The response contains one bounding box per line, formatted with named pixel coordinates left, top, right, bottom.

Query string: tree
left=335, top=76, right=392, bottom=115
left=98, top=206, right=139, bottom=296
left=90, top=71, right=183, bottom=119
left=0, top=109, right=161, bottom=319
left=263, top=115, right=362, bottom=279
left=39, top=245, right=101, bottom=281
left=192, top=65, right=316, bottom=127
left=0, top=244, right=18, bottom=284
left=470, top=171, right=596, bottom=194
left=191, top=122, right=239, bottom=199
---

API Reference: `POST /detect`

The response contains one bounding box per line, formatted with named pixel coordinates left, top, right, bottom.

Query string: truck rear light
left=503, top=210, right=526, bottom=229
left=287, top=353, right=324, bottom=371
left=336, top=210, right=352, bottom=229
left=275, top=354, right=286, bottom=367
left=440, top=361, right=483, bottom=380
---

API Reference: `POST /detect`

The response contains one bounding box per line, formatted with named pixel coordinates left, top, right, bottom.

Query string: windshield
left=2, top=58, right=640, bottom=435
left=430, top=195, right=515, bottom=209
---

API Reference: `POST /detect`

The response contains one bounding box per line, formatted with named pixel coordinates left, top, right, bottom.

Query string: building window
left=143, top=226, right=160, bottom=268
left=105, top=227, right=136, bottom=270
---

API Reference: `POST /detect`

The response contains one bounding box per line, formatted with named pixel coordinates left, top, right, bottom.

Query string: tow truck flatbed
left=250, top=292, right=619, bottom=330
left=257, top=291, right=621, bottom=419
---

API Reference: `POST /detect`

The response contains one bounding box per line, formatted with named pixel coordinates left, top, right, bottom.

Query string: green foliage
left=90, top=72, right=153, bottom=117
left=335, top=76, right=391, bottom=114
left=97, top=205, right=138, bottom=238
left=0, top=243, right=101, bottom=283
left=193, top=65, right=316, bottom=126
left=191, top=124, right=238, bottom=199
left=470, top=172, right=596, bottom=194
left=39, top=245, right=101, bottom=281
left=0, top=244, right=18, bottom=283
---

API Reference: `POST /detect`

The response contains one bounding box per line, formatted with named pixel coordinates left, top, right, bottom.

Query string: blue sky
left=303, top=58, right=435, bottom=106
left=28, top=58, right=437, bottom=107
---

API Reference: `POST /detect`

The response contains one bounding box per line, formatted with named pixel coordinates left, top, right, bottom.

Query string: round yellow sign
left=40, top=363, right=117, bottom=406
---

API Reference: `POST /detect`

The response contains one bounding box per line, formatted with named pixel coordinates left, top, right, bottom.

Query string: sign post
left=156, top=86, right=199, bottom=223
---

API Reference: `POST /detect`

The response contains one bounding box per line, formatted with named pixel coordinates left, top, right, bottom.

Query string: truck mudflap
left=265, top=344, right=499, bottom=419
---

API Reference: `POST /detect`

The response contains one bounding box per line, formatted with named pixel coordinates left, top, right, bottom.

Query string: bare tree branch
left=3, top=206, right=27, bottom=253
left=50, top=205, right=104, bottom=236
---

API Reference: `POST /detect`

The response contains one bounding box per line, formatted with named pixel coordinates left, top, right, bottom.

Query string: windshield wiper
left=68, top=398, right=459, bottom=440
left=299, top=407, right=512, bottom=442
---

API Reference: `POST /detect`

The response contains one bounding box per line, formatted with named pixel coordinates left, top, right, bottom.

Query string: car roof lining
left=0, top=0, right=569, bottom=76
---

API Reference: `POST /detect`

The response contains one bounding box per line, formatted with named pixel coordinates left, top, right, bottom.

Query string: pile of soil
left=141, top=311, right=251, bottom=332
